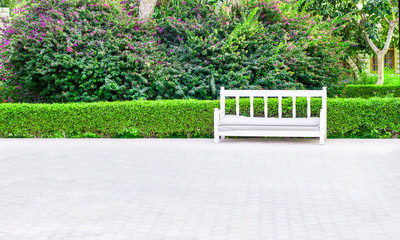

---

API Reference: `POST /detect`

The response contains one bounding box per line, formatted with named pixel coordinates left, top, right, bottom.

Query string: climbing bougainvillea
left=155, top=0, right=351, bottom=99
left=1, top=0, right=163, bottom=102
left=0, top=0, right=350, bottom=102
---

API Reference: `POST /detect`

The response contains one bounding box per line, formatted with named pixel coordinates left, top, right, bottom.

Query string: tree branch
left=350, top=0, right=360, bottom=10
left=382, top=20, right=397, bottom=52
left=363, top=30, right=379, bottom=53
left=360, top=14, right=379, bottom=53
left=384, top=16, right=390, bottom=24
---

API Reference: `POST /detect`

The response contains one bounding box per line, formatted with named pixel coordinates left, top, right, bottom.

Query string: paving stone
left=0, top=138, right=399, bottom=239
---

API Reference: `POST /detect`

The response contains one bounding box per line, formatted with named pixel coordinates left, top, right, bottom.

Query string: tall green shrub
left=154, top=0, right=350, bottom=99
left=329, top=85, right=400, bottom=98
left=1, top=0, right=162, bottom=102
left=1, top=0, right=350, bottom=102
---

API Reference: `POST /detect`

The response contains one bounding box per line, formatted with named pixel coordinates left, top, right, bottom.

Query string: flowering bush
left=154, top=0, right=350, bottom=99
left=0, top=0, right=350, bottom=102
left=1, top=0, right=163, bottom=102
left=257, top=0, right=352, bottom=88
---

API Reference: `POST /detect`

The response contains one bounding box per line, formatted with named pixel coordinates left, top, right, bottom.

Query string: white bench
left=214, top=87, right=327, bottom=144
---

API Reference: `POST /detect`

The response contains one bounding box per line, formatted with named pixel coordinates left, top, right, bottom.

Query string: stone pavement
left=0, top=138, right=400, bottom=240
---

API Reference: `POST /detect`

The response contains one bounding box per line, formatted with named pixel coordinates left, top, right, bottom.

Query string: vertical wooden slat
left=292, top=96, right=296, bottom=118
left=250, top=96, right=254, bottom=118
left=322, top=87, right=327, bottom=111
left=278, top=96, right=282, bottom=118
left=307, top=96, right=311, bottom=118
left=236, top=96, right=239, bottom=116
left=321, top=87, right=328, bottom=144
left=264, top=96, right=268, bottom=118
left=220, top=87, right=225, bottom=115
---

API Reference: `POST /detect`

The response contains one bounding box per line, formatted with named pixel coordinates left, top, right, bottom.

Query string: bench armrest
left=214, top=108, right=224, bottom=143
left=320, top=107, right=327, bottom=116
left=320, top=108, right=327, bottom=122
left=214, top=108, right=224, bottom=119
left=214, top=108, right=224, bottom=130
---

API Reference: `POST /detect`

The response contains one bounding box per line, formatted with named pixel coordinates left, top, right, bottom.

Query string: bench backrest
left=220, top=87, right=327, bottom=118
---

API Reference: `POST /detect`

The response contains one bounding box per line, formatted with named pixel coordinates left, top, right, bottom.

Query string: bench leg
left=319, top=135, right=324, bottom=145
left=214, top=108, right=220, bottom=143
left=214, top=134, right=220, bottom=143
left=319, top=128, right=325, bottom=145
left=319, top=109, right=326, bottom=145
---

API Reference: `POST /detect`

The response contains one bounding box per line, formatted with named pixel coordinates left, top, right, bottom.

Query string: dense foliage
left=330, top=85, right=400, bottom=98
left=298, top=0, right=399, bottom=51
left=1, top=0, right=163, bottom=102
left=1, top=0, right=349, bottom=102
left=0, top=0, right=13, bottom=8
left=152, top=0, right=351, bottom=99
left=0, top=98, right=399, bottom=138
left=297, top=0, right=399, bottom=83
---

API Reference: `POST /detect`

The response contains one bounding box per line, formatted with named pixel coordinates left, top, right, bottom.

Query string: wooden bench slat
left=236, top=96, right=239, bottom=116
left=220, top=87, right=225, bottom=116
left=264, top=96, right=268, bottom=118
left=292, top=97, right=296, bottom=118
left=278, top=96, right=282, bottom=118
left=223, top=90, right=325, bottom=97
left=250, top=96, right=254, bottom=118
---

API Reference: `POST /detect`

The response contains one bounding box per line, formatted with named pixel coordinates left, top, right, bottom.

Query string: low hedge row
left=0, top=98, right=399, bottom=138
left=329, top=85, right=400, bottom=98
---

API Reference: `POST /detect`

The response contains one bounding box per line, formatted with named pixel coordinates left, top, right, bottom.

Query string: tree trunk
left=376, top=52, right=384, bottom=85
left=139, top=0, right=157, bottom=20
left=346, top=56, right=360, bottom=80
left=361, top=15, right=398, bottom=85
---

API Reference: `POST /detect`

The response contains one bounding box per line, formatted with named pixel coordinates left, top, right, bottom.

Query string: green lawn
left=348, top=68, right=400, bottom=85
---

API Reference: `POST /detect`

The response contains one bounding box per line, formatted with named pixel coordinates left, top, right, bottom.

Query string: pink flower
left=67, top=46, right=73, bottom=52
left=0, top=40, right=10, bottom=49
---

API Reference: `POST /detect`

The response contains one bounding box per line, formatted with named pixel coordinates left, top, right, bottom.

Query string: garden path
left=0, top=138, right=400, bottom=240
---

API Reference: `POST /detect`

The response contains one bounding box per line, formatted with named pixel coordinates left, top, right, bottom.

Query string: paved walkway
left=0, top=138, right=400, bottom=240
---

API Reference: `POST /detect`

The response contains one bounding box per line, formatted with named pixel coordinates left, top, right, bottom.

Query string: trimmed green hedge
left=330, top=85, right=400, bottom=98
left=0, top=98, right=399, bottom=138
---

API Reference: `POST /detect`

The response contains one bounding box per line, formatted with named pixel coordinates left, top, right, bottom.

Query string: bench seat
left=219, top=125, right=320, bottom=131
left=220, top=115, right=320, bottom=127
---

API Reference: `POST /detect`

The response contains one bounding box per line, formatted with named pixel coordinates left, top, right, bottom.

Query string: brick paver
left=0, top=138, right=400, bottom=240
